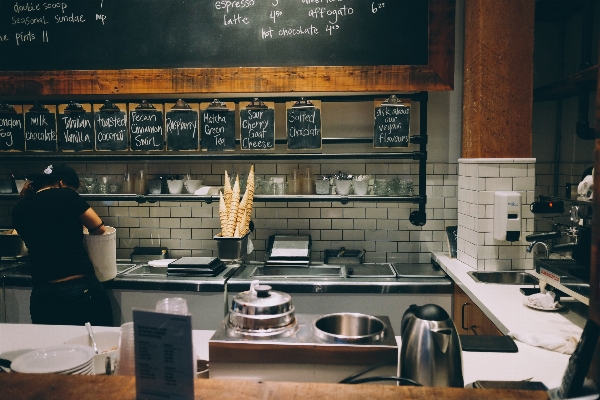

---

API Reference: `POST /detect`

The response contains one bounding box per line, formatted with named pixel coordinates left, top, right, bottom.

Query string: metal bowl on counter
left=227, top=281, right=297, bottom=338
left=313, top=313, right=386, bottom=343
left=0, top=229, right=28, bottom=259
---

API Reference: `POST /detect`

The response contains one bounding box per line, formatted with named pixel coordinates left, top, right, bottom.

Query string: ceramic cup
left=167, top=180, right=184, bottom=194
left=352, top=179, right=369, bottom=195
left=184, top=179, right=203, bottom=194
left=335, top=179, right=352, bottom=195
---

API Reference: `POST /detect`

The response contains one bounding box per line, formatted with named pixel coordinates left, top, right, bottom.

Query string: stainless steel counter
left=0, top=260, right=452, bottom=294
left=1, top=260, right=453, bottom=330
left=0, top=261, right=234, bottom=293
left=227, top=262, right=453, bottom=294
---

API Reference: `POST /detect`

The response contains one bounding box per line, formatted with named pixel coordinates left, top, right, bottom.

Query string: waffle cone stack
left=218, top=166, right=255, bottom=238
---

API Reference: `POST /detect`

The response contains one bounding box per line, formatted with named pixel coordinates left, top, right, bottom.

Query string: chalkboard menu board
left=24, top=103, right=57, bottom=152
left=129, top=102, right=164, bottom=151
left=240, top=100, right=275, bottom=150
left=0, top=1, right=428, bottom=71
left=166, top=101, right=199, bottom=151
left=373, top=98, right=411, bottom=148
left=200, top=101, right=235, bottom=151
left=94, top=101, right=128, bottom=151
left=58, top=103, right=94, bottom=152
left=0, top=104, right=24, bottom=151
left=286, top=100, right=322, bottom=150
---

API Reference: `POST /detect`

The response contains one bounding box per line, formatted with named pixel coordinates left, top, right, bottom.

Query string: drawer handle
left=461, top=302, right=469, bottom=331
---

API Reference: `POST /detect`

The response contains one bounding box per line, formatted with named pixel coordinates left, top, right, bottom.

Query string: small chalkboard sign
left=129, top=101, right=164, bottom=151
left=373, top=96, right=411, bottom=148
left=240, top=99, right=275, bottom=150
left=24, top=102, right=57, bottom=152
left=94, top=101, right=128, bottom=151
left=58, top=102, right=94, bottom=152
left=286, top=99, right=322, bottom=150
left=200, top=100, right=235, bottom=151
left=166, top=100, right=199, bottom=151
left=0, top=103, right=25, bottom=151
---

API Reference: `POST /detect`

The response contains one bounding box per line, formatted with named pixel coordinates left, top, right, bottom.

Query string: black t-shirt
left=12, top=188, right=94, bottom=284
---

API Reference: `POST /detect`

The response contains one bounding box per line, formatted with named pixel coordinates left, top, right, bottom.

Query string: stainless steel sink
left=467, top=271, right=538, bottom=285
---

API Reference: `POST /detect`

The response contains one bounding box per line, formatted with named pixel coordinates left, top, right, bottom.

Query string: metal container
left=313, top=313, right=386, bottom=343
left=214, top=233, right=248, bottom=261
left=228, top=282, right=296, bottom=336
left=0, top=230, right=28, bottom=258
left=324, top=249, right=365, bottom=265
left=130, top=247, right=167, bottom=263
left=209, top=313, right=398, bottom=383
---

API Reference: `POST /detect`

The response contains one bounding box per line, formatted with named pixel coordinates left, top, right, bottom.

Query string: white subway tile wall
left=0, top=161, right=459, bottom=264
left=457, top=158, right=536, bottom=271
left=8, top=159, right=581, bottom=266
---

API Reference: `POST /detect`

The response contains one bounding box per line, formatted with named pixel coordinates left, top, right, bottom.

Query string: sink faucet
left=526, top=241, right=549, bottom=267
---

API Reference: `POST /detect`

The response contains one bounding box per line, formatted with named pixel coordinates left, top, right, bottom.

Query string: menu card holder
left=240, top=98, right=275, bottom=150
left=94, top=101, right=128, bottom=151
left=133, top=309, right=194, bottom=400
left=0, top=103, right=24, bottom=151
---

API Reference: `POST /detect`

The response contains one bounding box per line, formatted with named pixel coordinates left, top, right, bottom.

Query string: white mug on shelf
left=167, top=179, right=184, bottom=194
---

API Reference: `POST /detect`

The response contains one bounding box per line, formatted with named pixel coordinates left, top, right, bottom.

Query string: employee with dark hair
left=12, top=164, right=113, bottom=326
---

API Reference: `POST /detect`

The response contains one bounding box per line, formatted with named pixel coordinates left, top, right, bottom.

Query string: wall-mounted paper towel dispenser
left=493, top=191, right=521, bottom=242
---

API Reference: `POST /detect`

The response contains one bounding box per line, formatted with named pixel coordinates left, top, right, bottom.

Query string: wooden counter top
left=0, top=374, right=548, bottom=400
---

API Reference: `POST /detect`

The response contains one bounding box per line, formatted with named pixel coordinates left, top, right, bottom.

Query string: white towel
left=508, top=331, right=578, bottom=354
left=524, top=291, right=558, bottom=309
left=577, top=175, right=593, bottom=200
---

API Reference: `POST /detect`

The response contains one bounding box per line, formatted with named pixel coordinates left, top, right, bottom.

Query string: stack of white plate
left=11, top=345, right=95, bottom=375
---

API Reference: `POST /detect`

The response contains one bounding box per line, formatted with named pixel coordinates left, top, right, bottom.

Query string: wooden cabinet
left=453, top=284, right=502, bottom=336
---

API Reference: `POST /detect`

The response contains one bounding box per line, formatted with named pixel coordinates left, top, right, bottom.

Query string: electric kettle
left=400, top=304, right=464, bottom=387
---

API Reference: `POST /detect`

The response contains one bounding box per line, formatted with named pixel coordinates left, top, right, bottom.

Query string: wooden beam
left=462, top=0, right=534, bottom=158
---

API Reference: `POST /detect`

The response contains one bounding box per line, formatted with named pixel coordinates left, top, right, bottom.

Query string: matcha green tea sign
left=373, top=97, right=411, bottom=148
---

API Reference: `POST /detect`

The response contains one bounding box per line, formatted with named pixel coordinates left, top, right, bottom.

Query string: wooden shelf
left=533, top=65, right=598, bottom=102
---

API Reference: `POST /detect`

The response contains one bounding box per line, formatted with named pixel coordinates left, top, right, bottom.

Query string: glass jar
left=97, top=176, right=109, bottom=194
left=301, top=168, right=314, bottom=195
left=315, top=175, right=331, bottom=195
left=373, top=179, right=389, bottom=196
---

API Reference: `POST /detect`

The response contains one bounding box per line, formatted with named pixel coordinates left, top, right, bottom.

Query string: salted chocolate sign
left=286, top=108, right=322, bottom=150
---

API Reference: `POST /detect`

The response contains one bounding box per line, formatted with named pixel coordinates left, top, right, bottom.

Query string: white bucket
left=83, top=226, right=117, bottom=282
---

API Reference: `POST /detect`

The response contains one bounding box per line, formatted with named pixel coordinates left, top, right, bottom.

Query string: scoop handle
left=85, top=322, right=99, bottom=354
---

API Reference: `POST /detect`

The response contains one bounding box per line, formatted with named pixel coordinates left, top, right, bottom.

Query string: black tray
left=167, top=263, right=226, bottom=277
left=169, top=257, right=221, bottom=269
left=459, top=335, right=518, bottom=353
